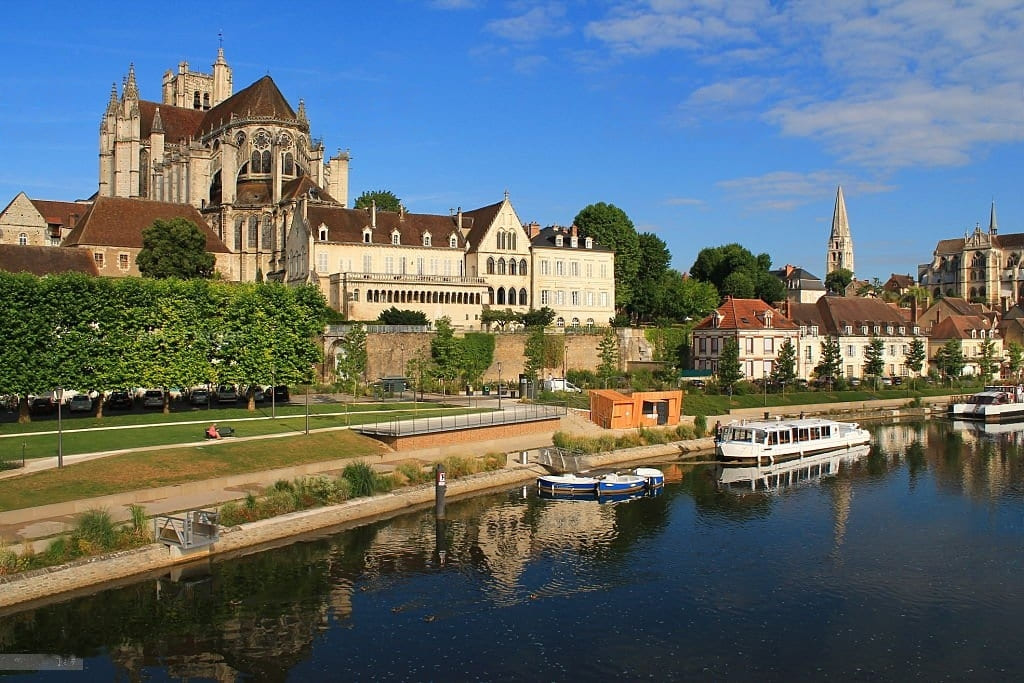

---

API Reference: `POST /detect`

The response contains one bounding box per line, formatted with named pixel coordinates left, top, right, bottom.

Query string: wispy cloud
left=429, top=0, right=479, bottom=9
left=485, top=3, right=572, bottom=42
left=583, top=1, right=1024, bottom=171
left=664, top=197, right=705, bottom=207
left=717, top=171, right=895, bottom=212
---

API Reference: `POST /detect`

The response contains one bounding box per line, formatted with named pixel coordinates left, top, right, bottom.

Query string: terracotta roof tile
left=63, top=196, right=230, bottom=253
left=461, top=201, right=502, bottom=246
left=138, top=101, right=205, bottom=142
left=0, top=245, right=99, bottom=276
left=28, top=199, right=91, bottom=228
left=198, top=76, right=296, bottom=137
left=694, top=297, right=798, bottom=331
left=812, top=296, right=915, bottom=334
left=931, top=314, right=994, bottom=340
left=307, top=205, right=466, bottom=247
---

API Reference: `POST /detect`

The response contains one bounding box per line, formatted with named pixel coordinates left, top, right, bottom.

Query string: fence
left=153, top=510, right=220, bottom=549
left=356, top=403, right=566, bottom=437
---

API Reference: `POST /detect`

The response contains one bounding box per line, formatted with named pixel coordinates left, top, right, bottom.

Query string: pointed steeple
left=152, top=107, right=164, bottom=133
left=989, top=200, right=998, bottom=235
left=297, top=98, right=308, bottom=128
left=105, top=82, right=118, bottom=116
left=123, top=63, right=139, bottom=101
left=826, top=185, right=854, bottom=276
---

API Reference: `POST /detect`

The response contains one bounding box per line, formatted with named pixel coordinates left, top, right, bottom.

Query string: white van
left=543, top=378, right=582, bottom=393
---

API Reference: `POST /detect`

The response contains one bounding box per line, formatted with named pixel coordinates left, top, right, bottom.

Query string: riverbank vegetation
left=552, top=424, right=697, bottom=454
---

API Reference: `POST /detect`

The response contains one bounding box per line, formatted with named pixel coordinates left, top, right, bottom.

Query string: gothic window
left=251, top=151, right=262, bottom=173
left=486, top=257, right=495, bottom=274
left=508, top=288, right=517, bottom=305
left=203, top=93, right=210, bottom=109
left=283, top=152, right=294, bottom=176
left=193, top=91, right=201, bottom=109
left=262, top=151, right=271, bottom=174
left=509, top=259, right=517, bottom=275
left=520, top=288, right=528, bottom=305
left=497, top=258, right=506, bottom=275
left=511, top=233, right=517, bottom=250
left=139, top=149, right=149, bottom=198
left=235, top=131, right=246, bottom=146
left=496, top=287, right=506, bottom=305
left=234, top=217, right=243, bottom=251
left=972, top=252, right=985, bottom=268
left=497, top=231, right=505, bottom=250
left=264, top=215, right=275, bottom=250
left=520, top=259, right=528, bottom=275
left=249, top=216, right=259, bottom=250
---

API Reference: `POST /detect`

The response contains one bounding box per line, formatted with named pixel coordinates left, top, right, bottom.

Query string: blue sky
left=4, top=1, right=1024, bottom=281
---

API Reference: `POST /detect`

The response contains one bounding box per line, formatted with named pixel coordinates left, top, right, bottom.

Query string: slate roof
left=0, top=244, right=99, bottom=276
left=460, top=201, right=500, bottom=246
left=530, top=225, right=613, bottom=252
left=198, top=76, right=296, bottom=137
left=694, top=297, right=798, bottom=331
left=63, top=196, right=230, bottom=252
left=307, top=205, right=466, bottom=248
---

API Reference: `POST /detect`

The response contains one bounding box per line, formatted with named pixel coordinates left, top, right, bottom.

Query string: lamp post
left=55, top=387, right=64, bottom=468
left=305, top=383, right=310, bottom=435
left=497, top=362, right=503, bottom=411
left=271, top=370, right=276, bottom=419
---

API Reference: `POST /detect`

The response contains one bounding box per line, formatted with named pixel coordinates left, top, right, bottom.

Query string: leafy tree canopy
left=521, top=306, right=556, bottom=328
left=136, top=217, right=215, bottom=279
left=377, top=307, right=428, bottom=326
left=824, top=268, right=853, bottom=295
left=689, top=243, right=781, bottom=304
left=573, top=202, right=640, bottom=309
left=354, top=189, right=403, bottom=213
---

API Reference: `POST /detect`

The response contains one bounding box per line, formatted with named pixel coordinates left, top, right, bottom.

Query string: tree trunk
left=95, top=392, right=105, bottom=419
left=163, top=390, right=170, bottom=415
left=18, top=395, right=30, bottom=424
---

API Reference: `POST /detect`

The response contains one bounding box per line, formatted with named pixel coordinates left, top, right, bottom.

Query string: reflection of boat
left=537, top=468, right=665, bottom=496
left=717, top=417, right=869, bottom=465
left=537, top=473, right=600, bottom=494
left=719, top=445, right=870, bottom=493
left=949, top=386, right=1024, bottom=422
left=951, top=419, right=1024, bottom=442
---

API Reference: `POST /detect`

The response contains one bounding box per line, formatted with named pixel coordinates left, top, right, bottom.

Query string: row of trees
left=0, top=273, right=329, bottom=420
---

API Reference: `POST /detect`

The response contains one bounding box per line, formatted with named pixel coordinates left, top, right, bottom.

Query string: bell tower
left=826, top=185, right=854, bottom=276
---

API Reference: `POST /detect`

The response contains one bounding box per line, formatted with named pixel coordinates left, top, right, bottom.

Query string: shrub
left=126, top=504, right=151, bottom=542
left=614, top=433, right=642, bottom=449
left=479, top=452, right=505, bottom=471
left=41, top=535, right=75, bottom=565
left=257, top=490, right=298, bottom=518
left=675, top=424, right=696, bottom=440
left=296, top=475, right=343, bottom=505
left=73, top=508, right=117, bottom=552
left=272, top=479, right=295, bottom=493
left=219, top=500, right=249, bottom=526
left=694, top=415, right=707, bottom=438
left=639, top=427, right=669, bottom=445
left=440, top=456, right=476, bottom=478
left=343, top=461, right=383, bottom=497
left=0, top=545, right=18, bottom=575
left=396, top=462, right=431, bottom=484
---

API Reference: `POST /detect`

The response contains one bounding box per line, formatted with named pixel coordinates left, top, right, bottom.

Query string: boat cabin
left=722, top=421, right=835, bottom=446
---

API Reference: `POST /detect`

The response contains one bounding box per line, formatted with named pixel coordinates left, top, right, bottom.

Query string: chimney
left=457, top=207, right=462, bottom=230
left=371, top=200, right=376, bottom=229
left=570, top=224, right=578, bottom=237
left=785, top=264, right=795, bottom=278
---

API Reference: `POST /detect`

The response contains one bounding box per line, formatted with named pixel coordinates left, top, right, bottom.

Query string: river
left=3, top=419, right=1024, bottom=681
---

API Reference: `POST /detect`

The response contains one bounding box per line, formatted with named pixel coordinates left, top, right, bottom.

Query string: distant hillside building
left=692, top=297, right=799, bottom=380
left=771, top=264, right=826, bottom=304
left=0, top=193, right=91, bottom=247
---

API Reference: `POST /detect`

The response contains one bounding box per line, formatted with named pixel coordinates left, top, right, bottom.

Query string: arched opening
left=497, top=258, right=506, bottom=275
left=520, top=259, right=528, bottom=275
left=508, top=288, right=517, bottom=305
left=486, top=257, right=495, bottom=274
left=497, top=288, right=506, bottom=305
left=520, top=288, right=528, bottom=305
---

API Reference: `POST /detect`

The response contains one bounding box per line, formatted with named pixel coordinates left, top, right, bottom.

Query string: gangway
left=153, top=510, right=220, bottom=549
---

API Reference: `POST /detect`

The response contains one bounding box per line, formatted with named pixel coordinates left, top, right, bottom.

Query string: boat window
left=780, top=431, right=792, bottom=444
left=822, top=426, right=831, bottom=437
left=768, top=431, right=779, bottom=446
left=811, top=427, right=821, bottom=439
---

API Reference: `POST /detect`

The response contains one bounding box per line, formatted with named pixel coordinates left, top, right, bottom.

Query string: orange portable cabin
left=588, top=389, right=683, bottom=430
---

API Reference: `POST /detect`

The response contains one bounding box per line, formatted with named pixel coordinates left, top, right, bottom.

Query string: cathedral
left=98, top=50, right=350, bottom=283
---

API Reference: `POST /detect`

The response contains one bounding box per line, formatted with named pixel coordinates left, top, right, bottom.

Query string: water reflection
left=717, top=445, right=870, bottom=493
left=5, top=419, right=1024, bottom=680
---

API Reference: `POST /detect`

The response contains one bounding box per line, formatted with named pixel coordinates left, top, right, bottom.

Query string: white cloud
left=664, top=197, right=705, bottom=207
left=485, top=3, right=572, bottom=42
left=429, top=0, right=479, bottom=8
left=717, top=171, right=895, bottom=211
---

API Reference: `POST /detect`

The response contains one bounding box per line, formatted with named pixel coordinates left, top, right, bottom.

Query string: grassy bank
left=682, top=387, right=958, bottom=416
left=0, top=429, right=386, bottom=511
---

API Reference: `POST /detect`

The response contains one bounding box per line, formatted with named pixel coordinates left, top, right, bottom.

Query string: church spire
left=826, top=185, right=854, bottom=276
left=123, top=63, right=139, bottom=101
left=105, top=82, right=118, bottom=116
left=297, top=98, right=308, bottom=128
left=152, top=107, right=164, bottom=133
left=989, top=200, right=998, bottom=235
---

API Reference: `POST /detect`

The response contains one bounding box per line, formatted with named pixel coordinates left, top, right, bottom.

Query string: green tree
left=906, top=337, right=927, bottom=383
left=573, top=202, right=640, bottom=310
left=864, top=336, right=886, bottom=381
left=717, top=338, right=743, bottom=393
left=460, top=333, right=495, bottom=388
left=977, top=338, right=1000, bottom=379
left=597, top=327, right=620, bottom=382
left=628, top=232, right=671, bottom=323
left=136, top=217, right=216, bottom=279
left=523, top=326, right=546, bottom=383
left=335, top=323, right=368, bottom=393
left=824, top=268, right=853, bottom=295
left=815, top=337, right=843, bottom=386
left=935, top=339, right=966, bottom=379
left=481, top=308, right=518, bottom=330
left=772, top=338, right=797, bottom=387
left=430, top=317, right=462, bottom=394
left=521, top=307, right=556, bottom=327
left=721, top=270, right=755, bottom=299
left=354, top=189, right=403, bottom=213
left=689, top=243, right=781, bottom=304
left=1006, top=341, right=1024, bottom=381
left=659, top=274, right=718, bottom=323
left=377, top=307, right=428, bottom=326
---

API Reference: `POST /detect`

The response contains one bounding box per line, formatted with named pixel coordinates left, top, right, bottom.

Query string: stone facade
left=528, top=223, right=616, bottom=328
left=826, top=185, right=855, bottom=276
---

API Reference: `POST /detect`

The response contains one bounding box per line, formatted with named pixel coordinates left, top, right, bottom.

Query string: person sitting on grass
left=207, top=423, right=221, bottom=439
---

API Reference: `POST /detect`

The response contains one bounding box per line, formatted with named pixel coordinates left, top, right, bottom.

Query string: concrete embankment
left=0, top=440, right=705, bottom=613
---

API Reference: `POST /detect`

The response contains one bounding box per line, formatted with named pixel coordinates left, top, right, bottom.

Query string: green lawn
left=682, top=386, right=962, bottom=416
left=1, top=404, right=487, bottom=461
left=0, top=430, right=387, bottom=511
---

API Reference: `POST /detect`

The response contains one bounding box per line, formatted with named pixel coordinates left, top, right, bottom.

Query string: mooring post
left=435, top=463, right=446, bottom=519
left=435, top=517, right=447, bottom=567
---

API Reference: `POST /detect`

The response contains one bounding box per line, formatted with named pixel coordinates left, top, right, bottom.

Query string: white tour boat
left=716, top=417, right=870, bottom=465
left=948, top=385, right=1024, bottom=423
left=719, top=444, right=870, bottom=493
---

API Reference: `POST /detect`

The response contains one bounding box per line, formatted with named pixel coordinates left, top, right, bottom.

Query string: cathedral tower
left=826, top=185, right=854, bottom=276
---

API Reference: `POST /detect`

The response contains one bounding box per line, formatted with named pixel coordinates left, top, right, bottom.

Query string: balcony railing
left=342, top=272, right=486, bottom=285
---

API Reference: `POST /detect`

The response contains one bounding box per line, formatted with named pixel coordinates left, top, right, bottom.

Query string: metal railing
left=356, top=403, right=566, bottom=437
left=154, top=510, right=220, bottom=549
left=327, top=324, right=432, bottom=335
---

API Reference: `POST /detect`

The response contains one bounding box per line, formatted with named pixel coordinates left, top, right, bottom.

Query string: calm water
left=4, top=420, right=1024, bottom=681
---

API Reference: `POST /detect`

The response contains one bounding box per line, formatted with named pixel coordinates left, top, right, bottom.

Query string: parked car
left=849, top=378, right=862, bottom=388
left=106, top=390, right=133, bottom=410
left=68, top=394, right=93, bottom=413
left=142, top=389, right=165, bottom=409
left=189, top=388, right=210, bottom=406
left=214, top=385, right=238, bottom=403
left=29, top=395, right=57, bottom=415
left=542, top=378, right=583, bottom=393
left=882, top=377, right=893, bottom=387
left=892, top=376, right=903, bottom=386
left=688, top=379, right=706, bottom=389
left=272, top=385, right=290, bottom=402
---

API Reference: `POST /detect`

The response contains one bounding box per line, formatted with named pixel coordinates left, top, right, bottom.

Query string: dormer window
left=585, top=237, right=593, bottom=249
left=362, top=228, right=372, bottom=244
left=898, top=326, right=905, bottom=335
left=449, top=234, right=458, bottom=248
left=800, top=325, right=807, bottom=336
left=391, top=230, right=401, bottom=246
left=860, top=325, right=868, bottom=335
left=423, top=233, right=432, bottom=247
left=571, top=236, right=578, bottom=248
left=764, top=311, right=773, bottom=328
left=886, top=325, right=894, bottom=334
left=555, top=234, right=564, bottom=247
left=811, top=326, right=818, bottom=336
left=873, top=325, right=880, bottom=334
left=713, top=311, right=723, bottom=328
left=913, top=326, right=920, bottom=335
left=318, top=226, right=328, bottom=241
left=971, top=329, right=977, bottom=339
left=844, top=325, right=853, bottom=335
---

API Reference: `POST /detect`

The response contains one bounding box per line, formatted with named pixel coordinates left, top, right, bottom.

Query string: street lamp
left=55, top=387, right=64, bottom=468
left=497, top=362, right=503, bottom=411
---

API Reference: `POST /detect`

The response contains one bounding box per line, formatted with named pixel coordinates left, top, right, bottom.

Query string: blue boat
left=539, top=486, right=663, bottom=503
left=537, top=473, right=600, bottom=494
left=596, top=473, right=647, bottom=495
left=633, top=467, right=665, bottom=489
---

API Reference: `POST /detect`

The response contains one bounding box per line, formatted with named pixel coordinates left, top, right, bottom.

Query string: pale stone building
left=928, top=314, right=1001, bottom=378
left=692, top=298, right=800, bottom=380
left=0, top=193, right=91, bottom=247
left=529, top=223, right=616, bottom=328
left=771, top=264, right=826, bottom=304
